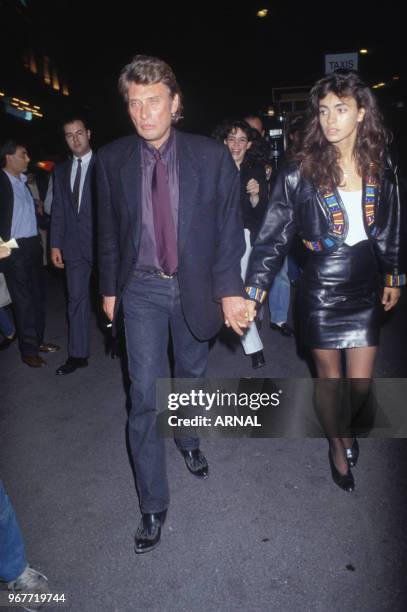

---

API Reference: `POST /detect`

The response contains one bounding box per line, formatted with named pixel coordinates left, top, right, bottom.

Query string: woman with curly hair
left=245, top=71, right=405, bottom=491
left=213, top=119, right=269, bottom=369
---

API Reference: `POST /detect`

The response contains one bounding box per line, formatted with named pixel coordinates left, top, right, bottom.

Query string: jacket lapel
left=63, top=159, right=76, bottom=210
left=120, top=137, right=142, bottom=246
left=176, top=131, right=199, bottom=257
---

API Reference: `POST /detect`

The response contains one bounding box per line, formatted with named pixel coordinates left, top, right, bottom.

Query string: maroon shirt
left=136, top=130, right=179, bottom=272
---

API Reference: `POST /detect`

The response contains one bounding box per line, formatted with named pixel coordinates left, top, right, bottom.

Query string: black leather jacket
left=246, top=157, right=406, bottom=297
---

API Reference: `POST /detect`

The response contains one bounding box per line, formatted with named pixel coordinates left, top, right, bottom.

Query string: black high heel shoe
left=345, top=438, right=359, bottom=468
left=328, top=449, right=355, bottom=492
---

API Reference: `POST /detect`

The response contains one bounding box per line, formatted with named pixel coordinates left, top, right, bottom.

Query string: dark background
left=1, top=0, right=406, bottom=160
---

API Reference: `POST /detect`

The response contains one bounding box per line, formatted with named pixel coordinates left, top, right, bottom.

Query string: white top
left=70, top=150, right=93, bottom=211
left=338, top=189, right=368, bottom=246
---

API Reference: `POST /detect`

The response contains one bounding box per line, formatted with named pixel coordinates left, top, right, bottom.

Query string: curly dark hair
left=294, top=71, right=389, bottom=189
left=212, top=119, right=269, bottom=166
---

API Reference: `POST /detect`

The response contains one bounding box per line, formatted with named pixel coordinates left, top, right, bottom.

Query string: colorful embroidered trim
left=384, top=273, right=406, bottom=287
left=364, top=178, right=376, bottom=227
left=324, top=191, right=345, bottom=235
left=302, top=178, right=378, bottom=253
left=245, top=286, right=267, bottom=303
left=302, top=237, right=336, bottom=252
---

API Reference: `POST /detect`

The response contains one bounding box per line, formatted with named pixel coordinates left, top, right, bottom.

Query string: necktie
left=151, top=150, right=178, bottom=275
left=72, top=158, right=82, bottom=210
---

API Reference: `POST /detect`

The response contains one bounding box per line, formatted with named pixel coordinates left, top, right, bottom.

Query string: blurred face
left=245, top=116, right=264, bottom=136
left=5, top=146, right=30, bottom=177
left=64, top=120, right=91, bottom=157
left=127, top=81, right=179, bottom=149
left=319, top=92, right=365, bottom=149
left=225, top=128, right=252, bottom=166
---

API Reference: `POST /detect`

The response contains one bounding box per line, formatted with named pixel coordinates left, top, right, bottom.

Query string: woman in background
left=214, top=119, right=269, bottom=369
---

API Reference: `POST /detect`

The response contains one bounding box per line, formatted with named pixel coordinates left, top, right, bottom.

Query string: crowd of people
left=1, top=55, right=405, bottom=607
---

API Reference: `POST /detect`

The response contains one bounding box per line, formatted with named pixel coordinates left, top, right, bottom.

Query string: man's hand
left=51, top=247, right=64, bottom=269
left=382, top=287, right=401, bottom=311
left=221, top=296, right=253, bottom=336
left=0, top=246, right=11, bottom=260
left=103, top=296, right=116, bottom=321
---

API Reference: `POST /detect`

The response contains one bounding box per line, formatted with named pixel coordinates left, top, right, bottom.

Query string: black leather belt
left=134, top=269, right=178, bottom=280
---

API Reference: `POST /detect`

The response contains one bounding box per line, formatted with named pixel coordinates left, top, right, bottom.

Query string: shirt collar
left=142, top=129, right=175, bottom=159
left=73, top=150, right=93, bottom=164
left=2, top=169, right=28, bottom=184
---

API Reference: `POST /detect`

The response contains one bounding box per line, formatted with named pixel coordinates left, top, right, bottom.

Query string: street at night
left=1, top=2, right=407, bottom=611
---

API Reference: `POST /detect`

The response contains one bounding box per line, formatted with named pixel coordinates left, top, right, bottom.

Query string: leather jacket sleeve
left=373, top=157, right=406, bottom=286
left=245, top=165, right=298, bottom=296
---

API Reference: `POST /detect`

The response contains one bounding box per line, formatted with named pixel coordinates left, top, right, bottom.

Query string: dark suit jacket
left=0, top=170, right=15, bottom=244
left=97, top=130, right=245, bottom=341
left=50, top=154, right=96, bottom=262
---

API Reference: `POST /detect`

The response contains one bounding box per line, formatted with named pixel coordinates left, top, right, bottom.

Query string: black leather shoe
left=346, top=438, right=359, bottom=468
left=328, top=449, right=355, bottom=492
left=135, top=510, right=167, bottom=554
left=251, top=350, right=266, bottom=369
left=56, top=357, right=88, bottom=375
left=181, top=449, right=209, bottom=479
left=270, top=322, right=295, bottom=337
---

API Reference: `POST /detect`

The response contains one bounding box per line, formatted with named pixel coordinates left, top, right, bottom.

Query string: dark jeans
left=122, top=272, right=209, bottom=513
left=2, top=236, right=45, bottom=356
left=0, top=481, right=27, bottom=582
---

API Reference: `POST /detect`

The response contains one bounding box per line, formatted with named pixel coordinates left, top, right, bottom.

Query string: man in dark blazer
left=97, top=55, right=251, bottom=554
left=0, top=141, right=59, bottom=367
left=50, top=118, right=96, bottom=375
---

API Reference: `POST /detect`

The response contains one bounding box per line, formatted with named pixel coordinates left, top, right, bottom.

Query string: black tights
left=312, top=347, right=377, bottom=475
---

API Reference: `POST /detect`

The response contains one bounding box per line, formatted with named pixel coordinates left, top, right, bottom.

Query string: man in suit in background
left=97, top=55, right=250, bottom=553
left=0, top=141, right=59, bottom=367
left=51, top=118, right=96, bottom=375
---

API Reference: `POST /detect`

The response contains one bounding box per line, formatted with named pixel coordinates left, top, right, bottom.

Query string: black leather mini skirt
left=298, top=240, right=382, bottom=349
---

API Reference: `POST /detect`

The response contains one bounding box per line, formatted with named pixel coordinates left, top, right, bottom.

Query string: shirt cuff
left=245, top=286, right=267, bottom=304
left=384, top=273, right=406, bottom=287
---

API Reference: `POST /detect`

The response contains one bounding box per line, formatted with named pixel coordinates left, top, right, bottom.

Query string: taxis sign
left=325, top=53, right=358, bottom=74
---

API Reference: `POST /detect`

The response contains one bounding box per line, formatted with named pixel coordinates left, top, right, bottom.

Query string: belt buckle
left=157, top=271, right=175, bottom=280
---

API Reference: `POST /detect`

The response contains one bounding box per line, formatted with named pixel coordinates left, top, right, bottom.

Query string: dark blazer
left=50, top=154, right=96, bottom=262
left=97, top=130, right=245, bottom=341
left=239, top=160, right=268, bottom=243
left=0, top=170, right=15, bottom=243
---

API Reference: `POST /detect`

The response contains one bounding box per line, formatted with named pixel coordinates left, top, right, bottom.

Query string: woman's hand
left=382, top=287, right=401, bottom=311
left=246, top=178, right=260, bottom=207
